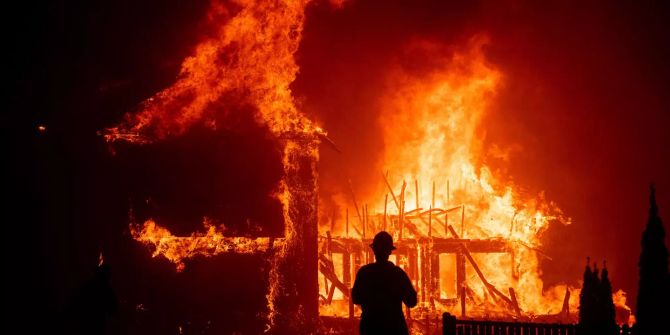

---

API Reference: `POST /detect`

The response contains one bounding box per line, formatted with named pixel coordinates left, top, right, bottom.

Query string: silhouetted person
left=68, top=263, right=118, bottom=335
left=352, top=231, right=417, bottom=335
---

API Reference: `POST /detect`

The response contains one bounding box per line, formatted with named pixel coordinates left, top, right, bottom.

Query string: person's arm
left=400, top=271, right=417, bottom=308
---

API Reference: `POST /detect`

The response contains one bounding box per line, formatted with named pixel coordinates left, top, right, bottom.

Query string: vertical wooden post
left=353, top=251, right=362, bottom=278
left=343, top=252, right=351, bottom=289
left=362, top=205, right=366, bottom=239
left=458, top=254, right=466, bottom=314
left=428, top=205, right=433, bottom=237
left=431, top=250, right=440, bottom=311
left=365, top=204, right=370, bottom=235
left=415, top=179, right=419, bottom=210
left=460, top=286, right=467, bottom=317
left=383, top=194, right=388, bottom=232
left=508, top=287, right=522, bottom=317
left=445, top=210, right=449, bottom=236
left=346, top=208, right=349, bottom=238
left=421, top=244, right=427, bottom=304
left=400, top=200, right=405, bottom=240
left=399, top=181, right=406, bottom=240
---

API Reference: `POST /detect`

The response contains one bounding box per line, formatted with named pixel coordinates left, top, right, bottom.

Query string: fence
left=443, top=313, right=634, bottom=335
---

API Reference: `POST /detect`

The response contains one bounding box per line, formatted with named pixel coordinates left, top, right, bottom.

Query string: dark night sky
left=6, top=0, right=669, bottom=332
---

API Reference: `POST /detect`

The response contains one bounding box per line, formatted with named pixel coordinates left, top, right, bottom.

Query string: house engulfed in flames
left=102, top=0, right=631, bottom=333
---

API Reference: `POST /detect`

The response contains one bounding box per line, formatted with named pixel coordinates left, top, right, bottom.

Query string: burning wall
left=105, top=0, right=321, bottom=332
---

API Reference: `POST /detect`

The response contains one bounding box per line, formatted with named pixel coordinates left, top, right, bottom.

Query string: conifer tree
left=600, top=261, right=617, bottom=335
left=579, top=257, right=595, bottom=334
left=635, top=184, right=669, bottom=335
left=592, top=263, right=603, bottom=333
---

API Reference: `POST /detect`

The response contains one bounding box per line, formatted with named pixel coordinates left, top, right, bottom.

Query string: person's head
left=370, top=231, right=396, bottom=262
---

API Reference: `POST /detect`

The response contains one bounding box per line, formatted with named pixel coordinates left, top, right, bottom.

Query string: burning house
left=101, top=0, right=621, bottom=333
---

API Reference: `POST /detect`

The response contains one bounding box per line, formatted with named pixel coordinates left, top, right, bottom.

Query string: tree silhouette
left=579, top=258, right=620, bottom=335
left=579, top=257, right=596, bottom=334
left=635, top=184, right=669, bottom=334
left=599, top=262, right=617, bottom=335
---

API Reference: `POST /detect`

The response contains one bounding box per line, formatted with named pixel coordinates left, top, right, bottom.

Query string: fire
left=104, top=0, right=318, bottom=141
left=613, top=289, right=635, bottom=326
left=131, top=219, right=276, bottom=272
left=378, top=37, right=564, bottom=316
left=100, top=0, right=631, bottom=330
left=317, top=37, right=577, bottom=321
left=105, top=0, right=319, bottom=332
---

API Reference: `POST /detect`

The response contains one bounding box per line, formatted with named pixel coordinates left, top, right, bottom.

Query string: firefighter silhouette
left=352, top=231, right=417, bottom=335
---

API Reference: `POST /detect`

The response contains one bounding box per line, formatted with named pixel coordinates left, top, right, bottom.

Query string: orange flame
left=105, top=0, right=319, bottom=331
left=613, top=289, right=635, bottom=326
left=380, top=37, right=565, bottom=316
left=318, top=37, right=581, bottom=320
left=131, top=219, right=277, bottom=272
left=104, top=0, right=319, bottom=142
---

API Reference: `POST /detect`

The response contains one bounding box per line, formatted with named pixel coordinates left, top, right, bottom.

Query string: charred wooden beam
left=509, top=287, right=522, bottom=317
left=323, top=236, right=509, bottom=254
left=343, top=251, right=351, bottom=289
left=382, top=172, right=400, bottom=211
left=318, top=253, right=350, bottom=298
left=457, top=252, right=466, bottom=302
left=447, top=225, right=516, bottom=312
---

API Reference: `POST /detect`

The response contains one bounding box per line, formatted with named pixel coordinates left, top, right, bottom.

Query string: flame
left=104, top=0, right=318, bottom=142
left=318, top=37, right=581, bottom=320
left=613, top=289, right=635, bottom=326
left=131, top=219, right=277, bottom=272
left=101, top=0, right=632, bottom=328
left=379, top=37, right=562, bottom=316
left=105, top=0, right=319, bottom=332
